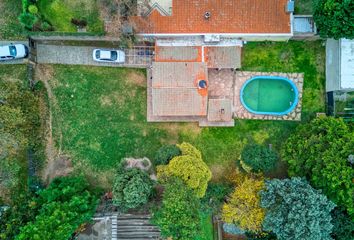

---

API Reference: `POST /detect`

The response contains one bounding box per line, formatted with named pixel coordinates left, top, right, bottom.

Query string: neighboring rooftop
left=132, top=0, right=292, bottom=34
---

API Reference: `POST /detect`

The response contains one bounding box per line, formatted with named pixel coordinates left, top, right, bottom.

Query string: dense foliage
left=241, top=144, right=278, bottom=173
left=14, top=176, right=99, bottom=240
left=222, top=176, right=265, bottom=232
left=112, top=167, right=154, bottom=210
left=201, top=183, right=232, bottom=213
left=157, top=142, right=212, bottom=198
left=152, top=178, right=201, bottom=240
left=0, top=71, right=44, bottom=201
left=282, top=117, right=354, bottom=216
left=260, top=177, right=336, bottom=240
left=331, top=208, right=354, bottom=240
left=313, top=0, right=354, bottom=39
left=154, top=144, right=181, bottom=166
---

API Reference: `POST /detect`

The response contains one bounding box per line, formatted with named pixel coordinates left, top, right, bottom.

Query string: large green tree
left=112, top=167, right=154, bottom=210
left=281, top=116, right=354, bottom=216
left=152, top=178, right=201, bottom=240
left=157, top=142, right=212, bottom=198
left=313, top=0, right=354, bottom=39
left=15, top=176, right=99, bottom=240
left=260, top=177, right=336, bottom=240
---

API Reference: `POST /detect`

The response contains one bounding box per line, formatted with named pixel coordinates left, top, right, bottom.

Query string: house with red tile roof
left=132, top=0, right=294, bottom=41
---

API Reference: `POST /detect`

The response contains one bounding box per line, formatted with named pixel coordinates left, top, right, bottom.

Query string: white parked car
left=0, top=44, right=28, bottom=61
left=93, top=49, right=125, bottom=63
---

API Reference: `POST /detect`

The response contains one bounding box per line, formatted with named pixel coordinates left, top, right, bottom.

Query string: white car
left=0, top=44, right=28, bottom=61
left=93, top=49, right=125, bottom=63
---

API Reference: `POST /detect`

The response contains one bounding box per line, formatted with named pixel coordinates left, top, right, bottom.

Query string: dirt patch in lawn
left=35, top=64, right=74, bottom=183
left=127, top=70, right=146, bottom=87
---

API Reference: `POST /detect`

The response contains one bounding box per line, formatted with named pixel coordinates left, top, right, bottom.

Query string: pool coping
left=234, top=71, right=304, bottom=121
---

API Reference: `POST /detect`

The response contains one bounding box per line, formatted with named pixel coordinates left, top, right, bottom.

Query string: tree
left=152, top=178, right=201, bottom=240
left=222, top=176, right=265, bottom=232
left=312, top=0, right=354, bottom=39
left=157, top=142, right=212, bottom=198
left=260, top=177, right=336, bottom=240
left=241, top=144, right=278, bottom=173
left=154, top=144, right=181, bottom=166
left=281, top=116, right=354, bottom=216
left=15, top=176, right=99, bottom=240
left=112, top=168, right=153, bottom=210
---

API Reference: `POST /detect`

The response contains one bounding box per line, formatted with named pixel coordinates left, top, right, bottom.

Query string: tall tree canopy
left=313, top=0, right=354, bottom=39
left=15, top=176, right=99, bottom=240
left=222, top=176, right=265, bottom=232
left=281, top=116, right=354, bottom=216
left=157, top=142, right=212, bottom=198
left=152, top=178, right=201, bottom=240
left=260, top=177, right=336, bottom=240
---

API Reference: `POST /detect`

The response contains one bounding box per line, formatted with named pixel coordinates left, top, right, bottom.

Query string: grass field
left=45, top=41, right=325, bottom=183
left=38, top=0, right=104, bottom=32
left=0, top=0, right=24, bottom=40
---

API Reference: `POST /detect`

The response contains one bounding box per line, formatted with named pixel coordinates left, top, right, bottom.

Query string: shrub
left=152, top=178, right=201, bottom=240
left=241, top=144, right=278, bottom=173
left=40, top=22, right=53, bottom=31
left=222, top=176, right=265, bottom=232
left=154, top=144, right=181, bottom=166
left=201, top=183, right=232, bottom=212
left=223, top=223, right=245, bottom=235
left=112, top=168, right=153, bottom=210
left=260, top=177, right=336, bottom=240
left=18, top=13, right=38, bottom=30
left=157, top=142, right=212, bottom=198
left=71, top=18, right=87, bottom=28
left=28, top=5, right=38, bottom=14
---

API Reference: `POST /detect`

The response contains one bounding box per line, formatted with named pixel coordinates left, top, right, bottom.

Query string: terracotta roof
left=151, top=62, right=208, bottom=116
left=132, top=0, right=291, bottom=34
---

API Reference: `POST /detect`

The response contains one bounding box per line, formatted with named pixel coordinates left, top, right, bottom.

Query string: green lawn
left=46, top=41, right=325, bottom=182
left=0, top=0, right=25, bottom=40
left=195, top=213, right=214, bottom=240
left=38, top=0, right=104, bottom=33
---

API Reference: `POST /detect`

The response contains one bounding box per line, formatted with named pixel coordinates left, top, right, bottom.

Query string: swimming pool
left=240, top=76, right=299, bottom=116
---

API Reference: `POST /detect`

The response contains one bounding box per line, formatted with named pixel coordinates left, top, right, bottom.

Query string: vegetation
left=331, top=208, right=354, bottom=240
left=282, top=116, right=354, bottom=216
left=222, top=176, right=265, bottom=232
left=38, top=0, right=104, bottom=32
left=313, top=0, right=354, bottom=39
left=260, top=177, right=336, bottom=240
left=157, top=143, right=212, bottom=198
left=15, top=176, right=99, bottom=240
left=0, top=0, right=24, bottom=39
left=152, top=178, right=201, bottom=240
left=112, top=167, right=154, bottom=210
left=0, top=65, right=44, bottom=202
left=241, top=144, right=278, bottom=173
left=154, top=144, right=181, bottom=166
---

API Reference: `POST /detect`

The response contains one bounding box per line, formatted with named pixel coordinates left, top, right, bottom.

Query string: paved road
left=36, top=44, right=153, bottom=68
left=0, top=40, right=29, bottom=65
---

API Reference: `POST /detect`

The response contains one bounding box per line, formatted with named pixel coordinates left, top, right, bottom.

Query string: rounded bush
left=18, top=12, right=38, bottom=30
left=28, top=5, right=38, bottom=14
left=154, top=144, right=181, bottom=166
left=241, top=144, right=278, bottom=173
left=112, top=168, right=153, bottom=210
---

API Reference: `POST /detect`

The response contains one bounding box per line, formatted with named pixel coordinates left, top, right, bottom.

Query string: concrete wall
left=326, top=39, right=341, bottom=92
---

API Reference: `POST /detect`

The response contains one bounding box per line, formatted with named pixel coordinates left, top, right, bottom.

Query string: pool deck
left=234, top=71, right=304, bottom=121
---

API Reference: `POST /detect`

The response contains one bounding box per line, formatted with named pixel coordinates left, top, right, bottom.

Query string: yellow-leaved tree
left=222, top=176, right=265, bottom=232
left=157, top=142, right=212, bottom=198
